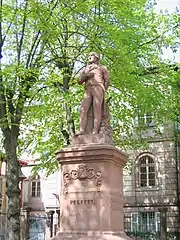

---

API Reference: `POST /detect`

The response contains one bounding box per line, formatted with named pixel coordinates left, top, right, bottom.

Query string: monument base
left=51, top=138, right=134, bottom=240
left=50, top=231, right=133, bottom=240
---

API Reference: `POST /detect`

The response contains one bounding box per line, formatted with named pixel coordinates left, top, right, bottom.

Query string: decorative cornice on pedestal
left=56, top=143, right=128, bottom=167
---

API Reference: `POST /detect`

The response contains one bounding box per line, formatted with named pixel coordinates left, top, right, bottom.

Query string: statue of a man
left=76, top=52, right=110, bottom=135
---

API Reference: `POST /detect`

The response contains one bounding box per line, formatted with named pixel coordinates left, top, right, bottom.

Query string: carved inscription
left=70, top=199, right=95, bottom=205
left=63, top=164, right=102, bottom=196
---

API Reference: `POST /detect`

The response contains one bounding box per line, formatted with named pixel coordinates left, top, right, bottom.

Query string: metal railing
left=124, top=208, right=180, bottom=240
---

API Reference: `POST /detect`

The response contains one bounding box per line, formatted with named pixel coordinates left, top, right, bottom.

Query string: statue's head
left=88, top=52, right=100, bottom=64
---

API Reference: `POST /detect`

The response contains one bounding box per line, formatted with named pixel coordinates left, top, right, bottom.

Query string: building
left=123, top=117, right=180, bottom=239
left=21, top=160, right=60, bottom=239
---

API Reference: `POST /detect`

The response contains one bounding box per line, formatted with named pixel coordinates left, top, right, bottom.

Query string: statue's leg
left=92, top=86, right=104, bottom=134
left=79, top=89, right=92, bottom=134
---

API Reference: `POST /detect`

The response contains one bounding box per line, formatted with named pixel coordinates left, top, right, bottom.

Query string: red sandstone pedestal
left=50, top=135, right=133, bottom=240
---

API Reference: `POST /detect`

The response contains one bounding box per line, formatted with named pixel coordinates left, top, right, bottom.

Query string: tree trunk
left=62, top=66, right=75, bottom=143
left=3, top=128, right=20, bottom=240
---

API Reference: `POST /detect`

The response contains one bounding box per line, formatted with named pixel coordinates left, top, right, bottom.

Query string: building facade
left=123, top=120, right=180, bottom=239
left=21, top=162, right=60, bottom=239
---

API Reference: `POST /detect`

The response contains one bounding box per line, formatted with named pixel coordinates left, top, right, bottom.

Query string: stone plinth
left=72, top=134, right=113, bottom=145
left=50, top=136, right=133, bottom=239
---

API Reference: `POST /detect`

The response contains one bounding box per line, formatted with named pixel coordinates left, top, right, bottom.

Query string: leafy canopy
left=0, top=0, right=179, bottom=173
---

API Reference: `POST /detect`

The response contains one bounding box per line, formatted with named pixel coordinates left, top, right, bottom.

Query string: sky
left=155, top=0, right=180, bottom=62
left=155, top=0, right=180, bottom=12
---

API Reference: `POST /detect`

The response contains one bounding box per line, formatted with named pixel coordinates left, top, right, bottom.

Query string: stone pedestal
left=50, top=135, right=132, bottom=240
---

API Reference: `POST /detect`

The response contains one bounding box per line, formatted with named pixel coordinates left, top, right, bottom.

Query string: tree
left=0, top=0, right=51, bottom=238
left=23, top=0, right=179, bottom=167
left=21, top=0, right=154, bottom=170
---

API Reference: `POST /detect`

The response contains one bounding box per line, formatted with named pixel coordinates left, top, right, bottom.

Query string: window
left=131, top=212, right=160, bottom=232
left=144, top=113, right=154, bottom=126
left=138, top=113, right=155, bottom=127
left=131, top=213, right=139, bottom=232
left=31, top=175, right=41, bottom=197
left=139, top=155, right=155, bottom=187
left=140, top=212, right=157, bottom=232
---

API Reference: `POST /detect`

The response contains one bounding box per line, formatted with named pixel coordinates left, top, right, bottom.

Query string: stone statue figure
left=76, top=52, right=111, bottom=136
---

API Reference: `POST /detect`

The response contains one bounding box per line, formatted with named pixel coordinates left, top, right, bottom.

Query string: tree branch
left=27, top=85, right=47, bottom=108
left=17, top=0, right=28, bottom=64
left=14, top=83, right=31, bottom=126
left=6, top=89, right=15, bottom=124
left=0, top=83, right=9, bottom=131
left=0, top=22, right=12, bottom=59
left=138, top=64, right=180, bottom=76
left=0, top=0, right=9, bottom=131
left=139, top=24, right=179, bottom=48
left=26, top=30, right=41, bottom=68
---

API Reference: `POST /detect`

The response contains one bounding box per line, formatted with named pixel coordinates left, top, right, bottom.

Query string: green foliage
left=0, top=0, right=179, bottom=174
